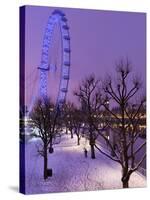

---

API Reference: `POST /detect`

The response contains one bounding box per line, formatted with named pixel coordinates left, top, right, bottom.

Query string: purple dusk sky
left=24, top=5, right=146, bottom=107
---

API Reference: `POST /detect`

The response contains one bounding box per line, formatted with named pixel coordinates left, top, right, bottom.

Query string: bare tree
left=74, top=74, right=102, bottom=159
left=94, top=59, right=146, bottom=188
left=30, top=97, right=60, bottom=179
left=72, top=108, right=83, bottom=145
left=63, top=102, right=75, bottom=138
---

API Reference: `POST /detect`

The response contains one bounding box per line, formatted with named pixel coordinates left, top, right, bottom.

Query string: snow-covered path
left=25, top=134, right=146, bottom=194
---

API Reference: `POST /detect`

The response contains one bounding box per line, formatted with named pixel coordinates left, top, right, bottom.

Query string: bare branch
left=95, top=144, right=121, bottom=164
left=103, top=103, right=122, bottom=122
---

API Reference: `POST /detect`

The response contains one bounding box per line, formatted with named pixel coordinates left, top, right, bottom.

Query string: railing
left=137, top=166, right=146, bottom=177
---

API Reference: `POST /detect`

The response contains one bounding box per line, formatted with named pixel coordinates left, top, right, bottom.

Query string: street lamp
left=105, top=100, right=109, bottom=108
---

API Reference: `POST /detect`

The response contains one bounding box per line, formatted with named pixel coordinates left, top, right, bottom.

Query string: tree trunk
left=66, top=127, right=68, bottom=134
left=89, top=136, right=96, bottom=159
left=122, top=178, right=129, bottom=188
left=91, top=144, right=96, bottom=159
left=77, top=136, right=80, bottom=145
left=121, top=168, right=130, bottom=188
left=71, top=129, right=73, bottom=138
left=43, top=144, right=48, bottom=180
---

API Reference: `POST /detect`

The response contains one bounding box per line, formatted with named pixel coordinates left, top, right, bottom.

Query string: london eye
left=38, top=9, right=71, bottom=109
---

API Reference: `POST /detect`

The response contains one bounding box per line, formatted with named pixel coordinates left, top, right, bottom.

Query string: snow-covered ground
left=25, top=134, right=146, bottom=194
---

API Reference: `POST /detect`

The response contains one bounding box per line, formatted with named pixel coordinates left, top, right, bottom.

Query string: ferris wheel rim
left=39, top=10, right=71, bottom=108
